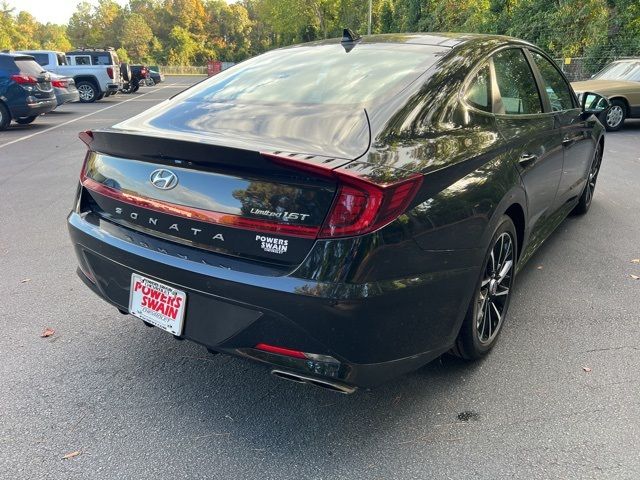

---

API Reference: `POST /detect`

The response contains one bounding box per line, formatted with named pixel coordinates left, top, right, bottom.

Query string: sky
left=4, top=0, right=128, bottom=25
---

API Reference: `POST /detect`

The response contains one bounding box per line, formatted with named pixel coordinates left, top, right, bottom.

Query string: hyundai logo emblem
left=149, top=169, right=178, bottom=190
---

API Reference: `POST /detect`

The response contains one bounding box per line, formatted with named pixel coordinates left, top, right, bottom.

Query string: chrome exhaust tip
left=270, top=369, right=356, bottom=394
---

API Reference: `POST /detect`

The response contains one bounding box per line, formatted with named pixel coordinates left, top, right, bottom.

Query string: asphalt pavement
left=1, top=76, right=639, bottom=479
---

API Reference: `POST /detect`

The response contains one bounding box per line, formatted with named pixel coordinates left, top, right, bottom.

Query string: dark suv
left=0, top=53, right=56, bottom=130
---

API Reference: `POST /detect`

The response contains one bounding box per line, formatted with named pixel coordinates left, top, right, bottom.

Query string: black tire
left=603, top=99, right=626, bottom=131
left=0, top=102, right=10, bottom=131
left=120, top=63, right=132, bottom=83
left=453, top=215, right=517, bottom=360
left=15, top=116, right=37, bottom=125
left=572, top=142, right=603, bottom=215
left=76, top=81, right=98, bottom=103
left=95, top=93, right=105, bottom=101
left=132, top=84, right=140, bottom=92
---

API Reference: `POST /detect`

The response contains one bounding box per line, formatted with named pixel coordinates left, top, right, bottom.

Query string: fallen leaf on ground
left=62, top=450, right=81, bottom=460
left=40, top=328, right=55, bottom=338
left=20, top=278, right=31, bottom=283
left=582, top=366, right=592, bottom=373
left=536, top=265, right=543, bottom=270
left=630, top=274, right=640, bottom=280
left=631, top=259, right=640, bottom=264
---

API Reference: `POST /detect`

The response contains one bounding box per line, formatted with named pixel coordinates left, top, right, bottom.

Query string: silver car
left=49, top=72, right=79, bottom=106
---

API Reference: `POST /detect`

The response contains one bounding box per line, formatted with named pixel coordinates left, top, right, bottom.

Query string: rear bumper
left=55, top=90, right=80, bottom=106
left=9, top=97, right=57, bottom=118
left=106, top=83, right=120, bottom=93
left=68, top=211, right=479, bottom=388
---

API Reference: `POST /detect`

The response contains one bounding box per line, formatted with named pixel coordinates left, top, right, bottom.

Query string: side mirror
left=580, top=91, right=610, bottom=115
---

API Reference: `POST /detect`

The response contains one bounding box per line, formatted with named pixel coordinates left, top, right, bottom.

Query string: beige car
left=572, top=58, right=640, bottom=131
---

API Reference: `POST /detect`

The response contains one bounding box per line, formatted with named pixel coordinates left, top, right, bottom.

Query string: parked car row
left=1, top=48, right=163, bottom=130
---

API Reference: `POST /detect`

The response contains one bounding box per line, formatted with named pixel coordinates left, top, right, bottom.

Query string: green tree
left=120, top=13, right=154, bottom=61
left=67, top=2, right=98, bottom=47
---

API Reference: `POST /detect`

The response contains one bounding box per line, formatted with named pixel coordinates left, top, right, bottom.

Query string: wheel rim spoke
left=476, top=232, right=514, bottom=345
left=497, top=260, right=513, bottom=284
left=494, top=286, right=509, bottom=296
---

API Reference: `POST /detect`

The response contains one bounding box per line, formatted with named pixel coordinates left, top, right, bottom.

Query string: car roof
left=303, top=32, right=535, bottom=50
left=0, top=52, right=36, bottom=61
left=16, top=50, right=63, bottom=54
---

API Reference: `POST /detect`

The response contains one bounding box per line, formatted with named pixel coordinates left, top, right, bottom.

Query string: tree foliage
left=0, top=0, right=637, bottom=67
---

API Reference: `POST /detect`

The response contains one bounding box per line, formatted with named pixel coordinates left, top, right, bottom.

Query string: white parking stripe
left=0, top=86, right=178, bottom=151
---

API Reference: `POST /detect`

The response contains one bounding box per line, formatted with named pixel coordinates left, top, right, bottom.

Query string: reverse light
left=263, top=152, right=423, bottom=238
left=255, top=343, right=339, bottom=363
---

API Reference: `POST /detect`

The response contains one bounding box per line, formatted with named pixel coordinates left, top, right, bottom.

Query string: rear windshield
left=180, top=43, right=443, bottom=105
left=15, top=59, right=46, bottom=76
left=594, top=61, right=640, bottom=81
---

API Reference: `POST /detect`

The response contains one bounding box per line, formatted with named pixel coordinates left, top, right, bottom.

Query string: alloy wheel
left=606, top=105, right=624, bottom=129
left=78, top=84, right=95, bottom=102
left=476, top=232, right=514, bottom=344
left=584, top=145, right=602, bottom=207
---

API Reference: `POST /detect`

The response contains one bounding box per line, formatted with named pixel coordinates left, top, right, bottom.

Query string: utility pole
left=368, top=0, right=372, bottom=35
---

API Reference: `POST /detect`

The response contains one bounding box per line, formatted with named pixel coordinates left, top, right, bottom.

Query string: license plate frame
left=128, top=273, right=186, bottom=336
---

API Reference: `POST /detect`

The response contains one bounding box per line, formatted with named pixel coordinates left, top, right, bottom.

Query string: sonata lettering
left=112, top=207, right=225, bottom=242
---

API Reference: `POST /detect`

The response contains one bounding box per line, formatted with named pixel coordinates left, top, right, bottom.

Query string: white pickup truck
left=16, top=50, right=122, bottom=103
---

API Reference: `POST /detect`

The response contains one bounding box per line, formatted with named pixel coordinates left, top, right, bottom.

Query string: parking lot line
left=0, top=87, right=171, bottom=151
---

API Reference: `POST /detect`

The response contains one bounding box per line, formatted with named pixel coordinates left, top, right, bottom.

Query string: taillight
left=263, top=153, right=423, bottom=239
left=78, top=131, right=94, bottom=181
left=11, top=74, right=38, bottom=84
left=107, top=67, right=114, bottom=79
left=52, top=79, right=68, bottom=88
left=78, top=130, right=94, bottom=147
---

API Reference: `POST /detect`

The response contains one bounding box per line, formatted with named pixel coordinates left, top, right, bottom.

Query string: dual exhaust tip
left=271, top=369, right=356, bottom=395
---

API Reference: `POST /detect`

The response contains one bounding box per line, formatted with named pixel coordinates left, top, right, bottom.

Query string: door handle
left=562, top=136, right=576, bottom=147
left=519, top=153, right=538, bottom=167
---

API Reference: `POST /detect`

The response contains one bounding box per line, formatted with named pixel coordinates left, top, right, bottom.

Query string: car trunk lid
left=79, top=105, right=370, bottom=266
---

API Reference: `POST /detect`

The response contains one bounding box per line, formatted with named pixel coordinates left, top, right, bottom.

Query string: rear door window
left=492, top=49, right=543, bottom=115
left=92, top=54, right=112, bottom=65
left=530, top=52, right=576, bottom=111
left=465, top=64, right=492, bottom=112
left=75, top=56, right=91, bottom=65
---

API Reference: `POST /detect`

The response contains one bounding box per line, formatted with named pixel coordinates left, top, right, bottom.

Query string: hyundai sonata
left=68, top=33, right=608, bottom=393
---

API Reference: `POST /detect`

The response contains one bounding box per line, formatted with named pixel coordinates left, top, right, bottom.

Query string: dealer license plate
left=129, top=273, right=186, bottom=336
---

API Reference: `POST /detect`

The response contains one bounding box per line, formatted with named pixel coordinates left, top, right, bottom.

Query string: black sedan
left=68, top=33, right=608, bottom=393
